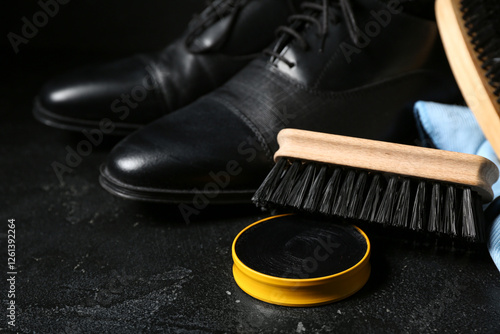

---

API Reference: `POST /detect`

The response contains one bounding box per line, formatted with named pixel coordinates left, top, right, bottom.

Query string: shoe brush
left=252, top=129, right=499, bottom=243
left=436, top=0, right=500, bottom=156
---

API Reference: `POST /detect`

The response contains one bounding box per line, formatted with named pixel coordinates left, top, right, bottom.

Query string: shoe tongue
left=186, top=0, right=242, bottom=54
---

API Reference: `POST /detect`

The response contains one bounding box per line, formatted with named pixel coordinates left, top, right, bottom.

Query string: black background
left=1, top=1, right=500, bottom=333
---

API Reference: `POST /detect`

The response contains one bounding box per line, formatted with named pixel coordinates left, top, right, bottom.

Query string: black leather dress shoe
left=100, top=0, right=462, bottom=205
left=33, top=0, right=299, bottom=135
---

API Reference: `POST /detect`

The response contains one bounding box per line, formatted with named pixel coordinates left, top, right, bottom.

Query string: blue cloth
left=414, top=101, right=500, bottom=272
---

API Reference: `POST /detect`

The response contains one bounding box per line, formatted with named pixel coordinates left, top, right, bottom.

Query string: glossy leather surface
left=101, top=0, right=462, bottom=203
left=102, top=98, right=272, bottom=194
left=273, top=0, right=442, bottom=91
left=34, top=0, right=297, bottom=133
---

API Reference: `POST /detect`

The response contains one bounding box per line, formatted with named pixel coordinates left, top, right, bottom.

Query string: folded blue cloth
left=414, top=101, right=500, bottom=272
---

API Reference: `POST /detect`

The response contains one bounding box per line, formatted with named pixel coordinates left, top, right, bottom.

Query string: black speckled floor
left=2, top=3, right=500, bottom=332
left=2, top=54, right=499, bottom=334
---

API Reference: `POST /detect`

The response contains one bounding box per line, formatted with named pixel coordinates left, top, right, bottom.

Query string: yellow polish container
left=232, top=214, right=371, bottom=307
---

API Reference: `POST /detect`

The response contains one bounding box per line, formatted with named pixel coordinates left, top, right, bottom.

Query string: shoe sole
left=32, top=97, right=142, bottom=136
left=99, top=165, right=255, bottom=204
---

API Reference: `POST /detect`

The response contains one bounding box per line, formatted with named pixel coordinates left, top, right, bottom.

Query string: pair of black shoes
left=35, top=0, right=461, bottom=205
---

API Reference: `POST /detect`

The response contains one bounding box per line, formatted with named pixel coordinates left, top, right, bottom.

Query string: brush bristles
left=252, top=159, right=486, bottom=242
left=460, top=0, right=500, bottom=103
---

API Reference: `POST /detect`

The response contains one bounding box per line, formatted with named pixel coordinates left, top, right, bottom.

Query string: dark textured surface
left=2, top=2, right=500, bottom=333
left=2, top=56, right=500, bottom=334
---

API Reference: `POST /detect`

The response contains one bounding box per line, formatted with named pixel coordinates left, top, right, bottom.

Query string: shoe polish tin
left=232, top=214, right=371, bottom=307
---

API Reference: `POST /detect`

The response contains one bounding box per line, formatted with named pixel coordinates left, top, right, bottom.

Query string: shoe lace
left=265, top=0, right=362, bottom=68
left=185, top=0, right=248, bottom=54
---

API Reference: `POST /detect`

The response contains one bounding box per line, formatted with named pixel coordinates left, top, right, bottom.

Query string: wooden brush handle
left=436, top=0, right=500, bottom=157
left=275, top=129, right=499, bottom=202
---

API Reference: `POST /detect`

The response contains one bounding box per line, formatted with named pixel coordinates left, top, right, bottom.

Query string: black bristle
left=318, top=168, right=342, bottom=215
left=375, top=176, right=399, bottom=225
left=410, top=181, right=427, bottom=231
left=473, top=193, right=486, bottom=242
left=252, top=158, right=287, bottom=205
left=269, top=161, right=301, bottom=206
left=428, top=183, right=442, bottom=233
left=333, top=170, right=356, bottom=217
left=288, top=163, right=316, bottom=209
left=302, top=165, right=327, bottom=212
left=347, top=172, right=368, bottom=219
left=478, top=40, right=500, bottom=61
left=252, top=159, right=487, bottom=243
left=360, top=174, right=383, bottom=221
left=391, top=178, right=411, bottom=228
left=443, top=186, right=458, bottom=236
left=461, top=188, right=478, bottom=240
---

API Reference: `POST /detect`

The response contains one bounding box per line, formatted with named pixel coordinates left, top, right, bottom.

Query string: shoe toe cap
left=101, top=97, right=273, bottom=202
left=36, top=55, right=165, bottom=127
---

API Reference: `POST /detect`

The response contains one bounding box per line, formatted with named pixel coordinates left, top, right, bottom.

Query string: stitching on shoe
left=208, top=95, right=274, bottom=161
